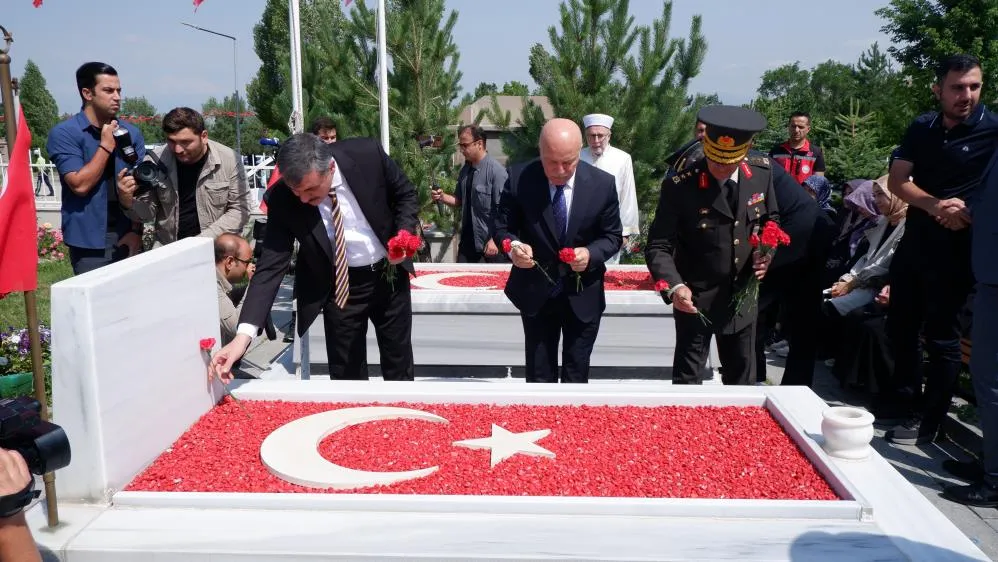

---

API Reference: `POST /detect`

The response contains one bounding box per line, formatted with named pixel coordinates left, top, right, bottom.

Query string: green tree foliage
left=488, top=0, right=708, bottom=216
left=120, top=97, right=164, bottom=145
left=248, top=0, right=463, bottom=227
left=202, top=95, right=269, bottom=156
left=817, top=100, right=892, bottom=184
left=18, top=60, right=59, bottom=154
left=877, top=0, right=998, bottom=110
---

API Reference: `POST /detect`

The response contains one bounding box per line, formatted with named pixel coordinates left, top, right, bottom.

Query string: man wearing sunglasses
left=215, top=233, right=256, bottom=345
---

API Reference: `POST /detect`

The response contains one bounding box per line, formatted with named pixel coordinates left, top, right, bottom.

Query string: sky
left=4, top=0, right=894, bottom=116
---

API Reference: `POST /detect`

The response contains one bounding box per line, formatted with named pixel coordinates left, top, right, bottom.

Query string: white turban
left=582, top=113, right=614, bottom=130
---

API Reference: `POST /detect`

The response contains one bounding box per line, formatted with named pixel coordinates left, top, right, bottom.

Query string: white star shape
left=452, top=424, right=556, bottom=467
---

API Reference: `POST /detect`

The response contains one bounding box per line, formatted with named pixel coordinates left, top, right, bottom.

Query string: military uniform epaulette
left=745, top=154, right=771, bottom=168
left=670, top=167, right=698, bottom=185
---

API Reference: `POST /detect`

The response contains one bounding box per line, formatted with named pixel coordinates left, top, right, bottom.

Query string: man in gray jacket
left=128, top=107, right=249, bottom=245
left=432, top=124, right=508, bottom=262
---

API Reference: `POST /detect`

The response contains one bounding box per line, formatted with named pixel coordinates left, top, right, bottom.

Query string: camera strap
left=0, top=479, right=38, bottom=518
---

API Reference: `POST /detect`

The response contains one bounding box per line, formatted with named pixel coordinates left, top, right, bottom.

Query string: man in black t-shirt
left=880, top=54, right=998, bottom=446
left=128, top=107, right=249, bottom=246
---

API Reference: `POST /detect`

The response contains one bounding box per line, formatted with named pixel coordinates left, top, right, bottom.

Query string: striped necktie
left=329, top=188, right=350, bottom=309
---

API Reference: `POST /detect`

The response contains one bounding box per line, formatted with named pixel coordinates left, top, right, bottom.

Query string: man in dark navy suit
left=494, top=118, right=622, bottom=383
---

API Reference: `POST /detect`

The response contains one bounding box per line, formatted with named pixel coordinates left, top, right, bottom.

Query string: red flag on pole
left=0, top=106, right=38, bottom=295
left=259, top=165, right=282, bottom=214
left=345, top=0, right=353, bottom=5
left=193, top=0, right=205, bottom=12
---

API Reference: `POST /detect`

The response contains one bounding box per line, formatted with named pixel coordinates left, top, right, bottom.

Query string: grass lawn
left=0, top=259, right=74, bottom=329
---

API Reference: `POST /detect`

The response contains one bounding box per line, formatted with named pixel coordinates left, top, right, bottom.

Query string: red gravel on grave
left=411, top=270, right=654, bottom=290
left=126, top=400, right=838, bottom=500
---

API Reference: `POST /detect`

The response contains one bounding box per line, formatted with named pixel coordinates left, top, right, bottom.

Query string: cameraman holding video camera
left=0, top=449, right=41, bottom=562
left=46, top=62, right=146, bottom=275
left=125, top=107, right=249, bottom=247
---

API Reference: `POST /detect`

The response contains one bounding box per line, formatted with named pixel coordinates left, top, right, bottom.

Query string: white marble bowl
left=821, top=406, right=875, bottom=461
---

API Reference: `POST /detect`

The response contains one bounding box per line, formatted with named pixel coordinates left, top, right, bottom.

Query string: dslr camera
left=0, top=398, right=71, bottom=517
left=112, top=126, right=170, bottom=196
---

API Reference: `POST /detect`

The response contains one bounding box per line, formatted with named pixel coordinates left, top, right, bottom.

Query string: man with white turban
left=580, top=113, right=640, bottom=263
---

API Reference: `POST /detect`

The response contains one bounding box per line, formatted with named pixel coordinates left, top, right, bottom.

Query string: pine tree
left=486, top=0, right=708, bottom=216
left=18, top=60, right=59, bottom=154
left=818, top=99, right=891, bottom=184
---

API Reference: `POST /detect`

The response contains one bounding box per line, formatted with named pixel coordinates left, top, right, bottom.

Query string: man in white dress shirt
left=209, top=133, right=421, bottom=382
left=579, top=113, right=640, bottom=264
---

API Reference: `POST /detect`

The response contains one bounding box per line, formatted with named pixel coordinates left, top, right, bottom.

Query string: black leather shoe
left=943, top=481, right=998, bottom=507
left=943, top=459, right=984, bottom=482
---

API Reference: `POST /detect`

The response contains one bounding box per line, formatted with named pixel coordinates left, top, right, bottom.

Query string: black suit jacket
left=240, top=137, right=420, bottom=336
left=494, top=160, right=622, bottom=323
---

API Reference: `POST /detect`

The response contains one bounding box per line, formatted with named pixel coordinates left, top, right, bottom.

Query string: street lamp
left=181, top=22, right=241, bottom=153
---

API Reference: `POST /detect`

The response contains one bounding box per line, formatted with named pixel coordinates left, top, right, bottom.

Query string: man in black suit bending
left=209, top=133, right=420, bottom=382
left=494, top=118, right=623, bottom=383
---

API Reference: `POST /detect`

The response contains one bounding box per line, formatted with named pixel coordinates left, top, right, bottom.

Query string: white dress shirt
left=236, top=157, right=385, bottom=338
left=580, top=145, right=639, bottom=236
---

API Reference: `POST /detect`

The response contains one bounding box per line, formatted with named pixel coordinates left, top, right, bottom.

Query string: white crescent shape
left=0, top=168, right=8, bottom=201
left=260, top=406, right=448, bottom=490
left=410, top=271, right=501, bottom=291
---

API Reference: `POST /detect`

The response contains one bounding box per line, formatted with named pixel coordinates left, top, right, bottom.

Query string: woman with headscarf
left=823, top=179, right=881, bottom=287
left=824, top=175, right=908, bottom=393
left=803, top=175, right=836, bottom=216
left=825, top=175, right=907, bottom=315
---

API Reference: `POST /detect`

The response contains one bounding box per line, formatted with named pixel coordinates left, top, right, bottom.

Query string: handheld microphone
left=112, top=126, right=139, bottom=168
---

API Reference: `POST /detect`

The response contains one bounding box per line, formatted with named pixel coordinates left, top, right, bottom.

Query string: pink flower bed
left=411, top=270, right=655, bottom=290
left=126, top=399, right=838, bottom=500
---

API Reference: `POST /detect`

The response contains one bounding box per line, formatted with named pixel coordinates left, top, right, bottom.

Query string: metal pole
left=377, top=0, right=389, bottom=154
left=180, top=23, right=241, bottom=150
left=287, top=0, right=304, bottom=134
left=0, top=24, right=60, bottom=529
left=233, top=38, right=241, bottom=153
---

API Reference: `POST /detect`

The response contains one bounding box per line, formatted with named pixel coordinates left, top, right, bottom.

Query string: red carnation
left=558, top=248, right=576, bottom=264
left=401, top=230, right=422, bottom=254
left=387, top=245, right=407, bottom=262
left=199, top=338, right=216, bottom=351
left=654, top=280, right=670, bottom=293
left=502, top=239, right=512, bottom=253
left=749, top=233, right=760, bottom=248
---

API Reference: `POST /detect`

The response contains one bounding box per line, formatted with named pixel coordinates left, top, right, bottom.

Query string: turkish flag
left=193, top=0, right=205, bottom=11
left=0, top=107, right=38, bottom=296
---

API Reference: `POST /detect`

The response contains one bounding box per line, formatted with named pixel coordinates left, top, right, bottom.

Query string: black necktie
left=724, top=179, right=739, bottom=213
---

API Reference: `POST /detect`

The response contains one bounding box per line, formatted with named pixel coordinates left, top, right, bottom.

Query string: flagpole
left=288, top=0, right=304, bottom=134
left=0, top=24, right=60, bottom=529
left=376, top=0, right=389, bottom=154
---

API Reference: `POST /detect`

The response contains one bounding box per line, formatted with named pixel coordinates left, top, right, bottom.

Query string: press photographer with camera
left=46, top=62, right=146, bottom=275
left=125, top=107, right=249, bottom=246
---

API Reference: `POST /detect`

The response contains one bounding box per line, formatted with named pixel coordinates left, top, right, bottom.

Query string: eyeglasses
left=232, top=256, right=255, bottom=265
left=458, top=140, right=481, bottom=149
left=586, top=133, right=609, bottom=141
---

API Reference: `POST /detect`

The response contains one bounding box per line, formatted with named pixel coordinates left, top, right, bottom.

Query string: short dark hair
left=789, top=112, right=811, bottom=125
left=75, top=62, right=117, bottom=104
left=458, top=125, right=486, bottom=144
left=309, top=117, right=337, bottom=135
left=162, top=107, right=206, bottom=135
left=276, top=133, right=333, bottom=186
left=936, top=54, right=982, bottom=83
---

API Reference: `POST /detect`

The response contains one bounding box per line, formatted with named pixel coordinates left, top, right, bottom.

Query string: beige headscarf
left=873, top=174, right=907, bottom=225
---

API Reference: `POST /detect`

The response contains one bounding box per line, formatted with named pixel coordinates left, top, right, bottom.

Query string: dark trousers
left=674, top=311, right=755, bottom=385
left=521, top=295, right=600, bottom=383
left=756, top=258, right=825, bottom=387
left=457, top=241, right=508, bottom=264
left=886, top=241, right=973, bottom=429
left=68, top=232, right=130, bottom=275
left=322, top=261, right=414, bottom=381
left=972, top=284, right=998, bottom=485
left=35, top=173, right=53, bottom=196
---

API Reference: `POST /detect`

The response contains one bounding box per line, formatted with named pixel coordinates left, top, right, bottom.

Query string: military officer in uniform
left=646, top=106, right=779, bottom=385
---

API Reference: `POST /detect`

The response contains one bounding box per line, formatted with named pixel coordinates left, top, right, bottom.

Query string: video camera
left=0, top=398, right=71, bottom=517
left=113, top=126, right=170, bottom=196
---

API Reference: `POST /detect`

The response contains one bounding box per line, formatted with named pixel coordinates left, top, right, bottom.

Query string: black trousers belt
left=349, top=258, right=387, bottom=272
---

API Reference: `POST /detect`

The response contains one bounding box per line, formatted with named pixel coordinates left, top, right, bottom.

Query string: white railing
left=2, top=162, right=277, bottom=213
